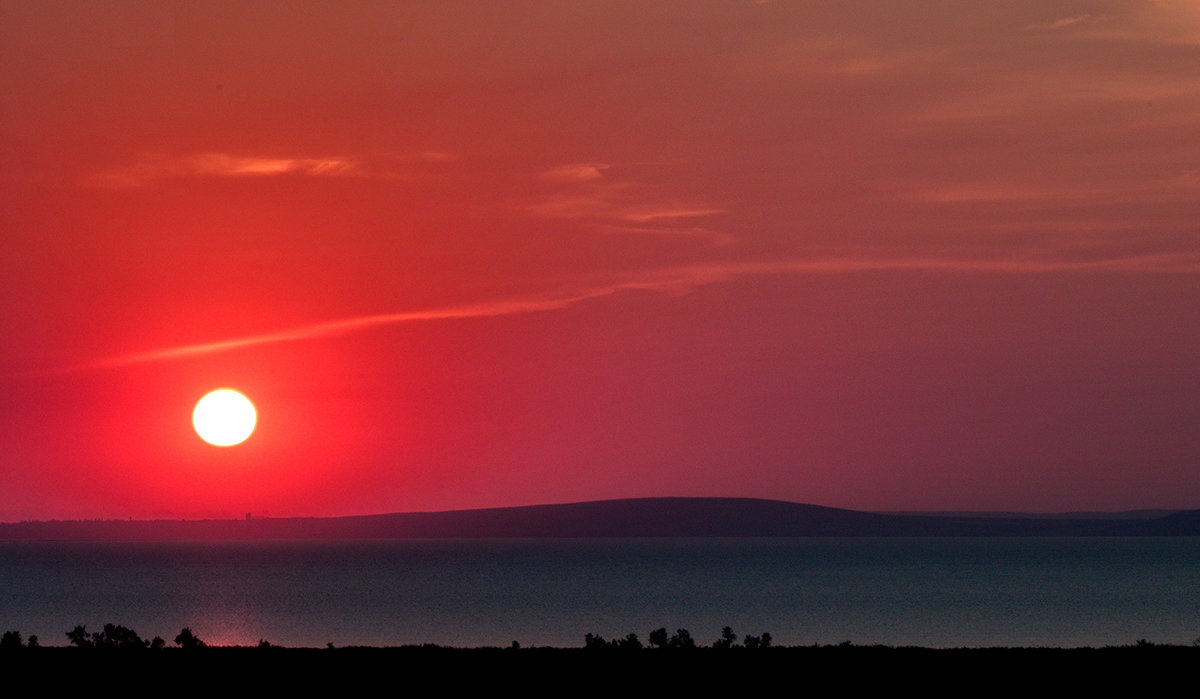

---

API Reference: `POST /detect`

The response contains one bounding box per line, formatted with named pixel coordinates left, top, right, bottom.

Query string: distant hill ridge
left=2, top=497, right=1198, bottom=540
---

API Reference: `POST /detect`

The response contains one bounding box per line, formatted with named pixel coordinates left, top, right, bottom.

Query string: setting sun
left=192, top=389, right=257, bottom=447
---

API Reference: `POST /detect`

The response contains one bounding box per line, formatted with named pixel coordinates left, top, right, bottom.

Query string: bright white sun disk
left=193, top=389, right=256, bottom=446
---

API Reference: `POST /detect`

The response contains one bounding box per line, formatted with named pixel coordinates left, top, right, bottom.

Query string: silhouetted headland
left=2, top=497, right=1199, bottom=540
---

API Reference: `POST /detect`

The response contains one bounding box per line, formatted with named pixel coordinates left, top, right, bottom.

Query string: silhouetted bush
left=590, top=626, right=765, bottom=651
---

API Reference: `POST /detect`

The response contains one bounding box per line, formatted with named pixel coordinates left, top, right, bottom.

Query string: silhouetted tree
left=743, top=632, right=772, bottom=649
left=744, top=634, right=772, bottom=653
left=585, top=631, right=645, bottom=651
left=94, top=623, right=148, bottom=650
left=26, top=635, right=38, bottom=649
left=649, top=627, right=669, bottom=649
left=0, top=631, right=22, bottom=650
left=668, top=628, right=695, bottom=649
left=150, top=636, right=165, bottom=650
left=66, top=624, right=150, bottom=649
left=713, top=626, right=738, bottom=649
left=67, top=625, right=93, bottom=648
left=174, top=627, right=206, bottom=649
left=616, top=633, right=642, bottom=651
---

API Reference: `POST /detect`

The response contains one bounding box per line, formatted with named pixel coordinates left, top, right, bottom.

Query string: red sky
left=2, top=1, right=1199, bottom=520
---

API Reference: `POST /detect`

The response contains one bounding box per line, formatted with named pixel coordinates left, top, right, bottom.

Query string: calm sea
left=2, top=538, right=1199, bottom=648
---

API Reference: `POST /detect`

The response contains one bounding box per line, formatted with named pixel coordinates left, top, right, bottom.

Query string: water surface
left=2, top=538, right=1198, bottom=648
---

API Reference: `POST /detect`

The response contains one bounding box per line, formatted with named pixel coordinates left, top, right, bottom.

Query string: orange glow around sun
left=192, top=389, right=257, bottom=447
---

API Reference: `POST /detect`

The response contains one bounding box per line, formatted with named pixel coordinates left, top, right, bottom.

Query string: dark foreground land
left=2, top=644, right=1194, bottom=693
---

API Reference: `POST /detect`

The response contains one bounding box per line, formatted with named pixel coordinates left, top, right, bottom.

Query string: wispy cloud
left=539, top=163, right=610, bottom=182
left=190, top=154, right=361, bottom=177
left=905, top=181, right=1070, bottom=204
left=89, top=152, right=366, bottom=187
left=1071, top=2, right=1200, bottom=46
left=750, top=35, right=934, bottom=79
left=618, top=205, right=729, bottom=223
left=593, top=222, right=737, bottom=246
left=15, top=249, right=1199, bottom=379
left=526, top=165, right=729, bottom=244
left=528, top=194, right=726, bottom=225
left=1024, top=15, right=1103, bottom=32
left=628, top=253, right=1200, bottom=292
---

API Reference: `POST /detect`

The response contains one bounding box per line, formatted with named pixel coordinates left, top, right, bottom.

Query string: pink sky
left=2, top=1, right=1198, bottom=520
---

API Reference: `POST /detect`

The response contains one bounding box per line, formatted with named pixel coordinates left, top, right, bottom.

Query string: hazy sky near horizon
left=2, top=1, right=1199, bottom=520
